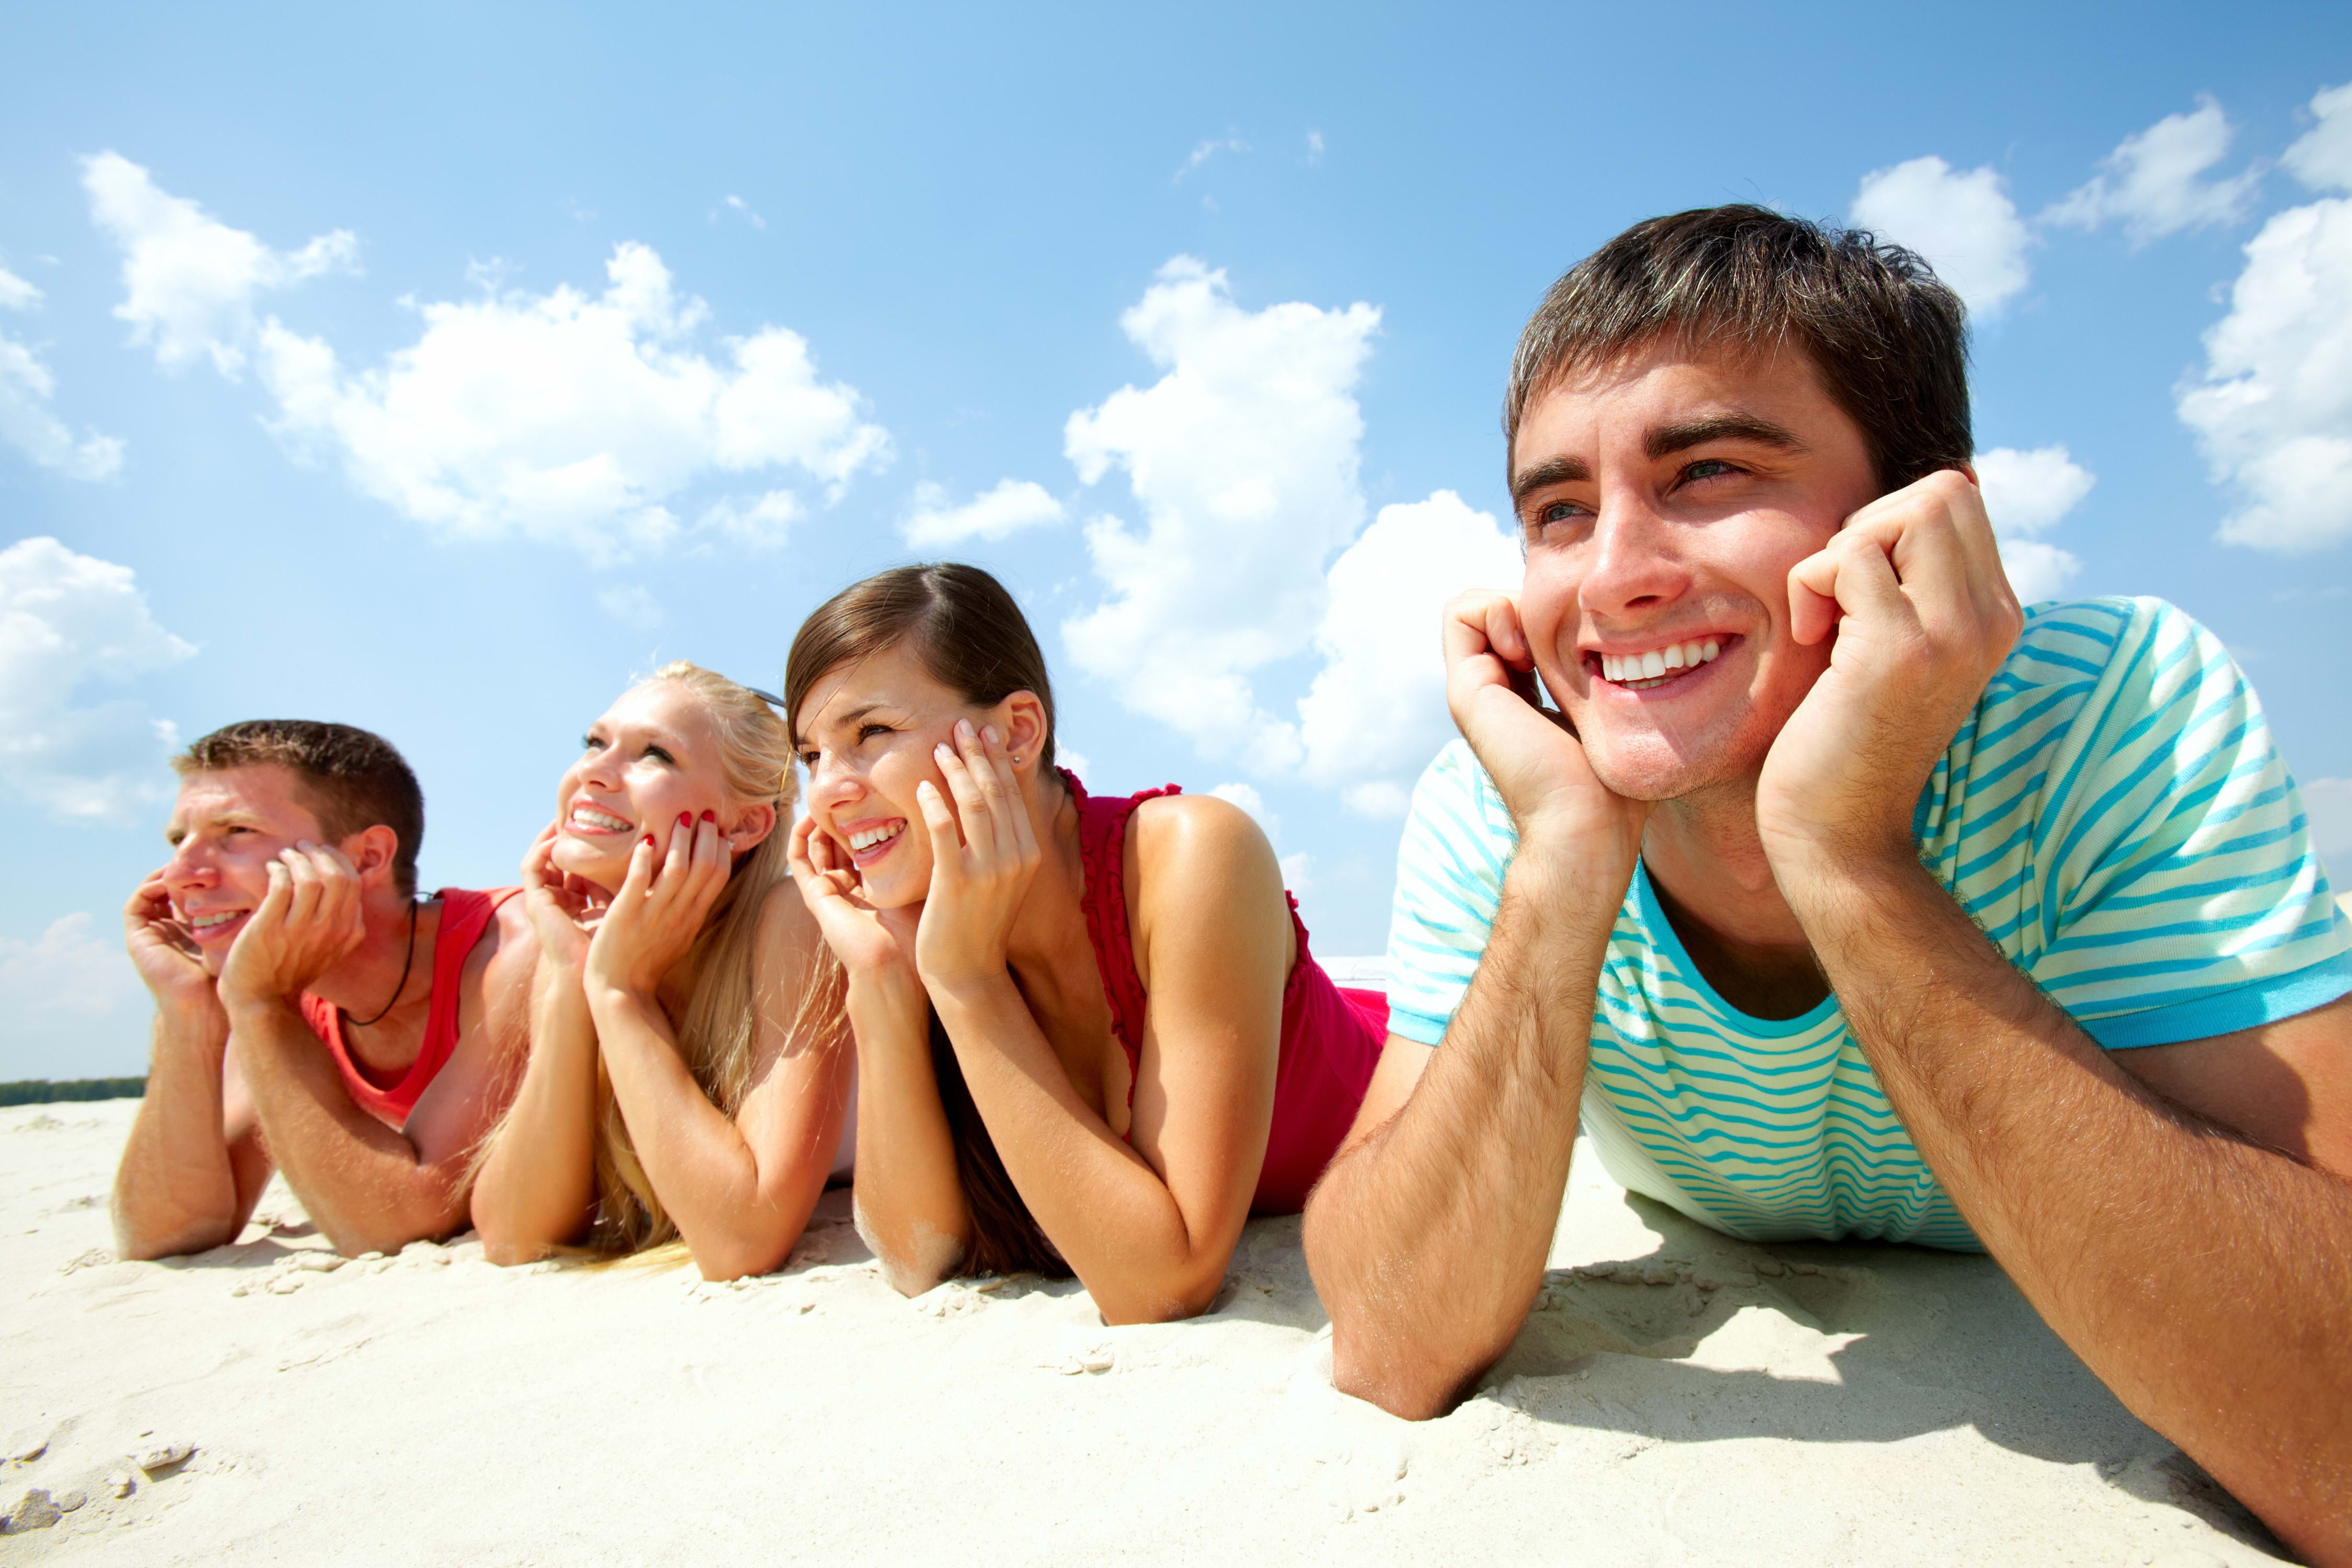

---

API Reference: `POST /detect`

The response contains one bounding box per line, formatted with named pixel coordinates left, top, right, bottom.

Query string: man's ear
left=343, top=825, right=402, bottom=889
left=991, top=691, right=1050, bottom=775
left=728, top=801, right=778, bottom=854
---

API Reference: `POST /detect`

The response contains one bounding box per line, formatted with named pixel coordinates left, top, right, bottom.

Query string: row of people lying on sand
left=106, top=205, right=2349, bottom=1561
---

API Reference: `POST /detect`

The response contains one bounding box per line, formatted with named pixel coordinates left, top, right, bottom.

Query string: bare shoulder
left=1128, top=792, right=1278, bottom=884
left=1126, top=792, right=1288, bottom=957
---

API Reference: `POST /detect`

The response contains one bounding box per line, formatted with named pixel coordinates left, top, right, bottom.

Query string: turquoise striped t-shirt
left=1385, top=597, right=2351, bottom=1250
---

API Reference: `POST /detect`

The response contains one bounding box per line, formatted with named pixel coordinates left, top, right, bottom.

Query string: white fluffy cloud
left=0, top=913, right=143, bottom=1020
left=86, top=157, right=890, bottom=564
left=2175, top=84, right=2352, bottom=556
left=2048, top=96, right=2260, bottom=244
left=1062, top=264, right=1527, bottom=815
left=1063, top=258, right=1379, bottom=769
left=1974, top=445, right=2095, bottom=602
left=0, top=267, right=125, bottom=483
left=84, top=151, right=357, bottom=377
left=1297, top=491, right=1523, bottom=815
left=0, top=536, right=193, bottom=821
left=1850, top=156, right=2032, bottom=316
left=902, top=478, right=1066, bottom=548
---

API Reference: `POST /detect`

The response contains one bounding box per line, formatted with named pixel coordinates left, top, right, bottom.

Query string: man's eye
left=1535, top=500, right=1588, bottom=527
left=1682, top=459, right=1738, bottom=483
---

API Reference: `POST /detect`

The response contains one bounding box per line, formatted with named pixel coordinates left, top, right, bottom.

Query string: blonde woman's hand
left=582, top=813, right=732, bottom=1002
left=788, top=814, right=919, bottom=986
left=520, top=824, right=601, bottom=973
left=912, top=720, right=1039, bottom=993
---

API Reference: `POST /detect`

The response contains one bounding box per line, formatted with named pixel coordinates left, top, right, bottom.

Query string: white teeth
left=190, top=913, right=239, bottom=930
left=1600, top=638, right=1725, bottom=686
left=570, top=807, right=631, bottom=833
left=848, top=823, right=903, bottom=852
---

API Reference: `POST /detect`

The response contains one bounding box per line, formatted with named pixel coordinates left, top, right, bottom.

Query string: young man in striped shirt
left=1300, top=206, right=2351, bottom=1559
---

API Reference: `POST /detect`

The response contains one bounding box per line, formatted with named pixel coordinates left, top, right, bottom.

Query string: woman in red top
left=471, top=662, right=851, bottom=1280
left=787, top=564, right=1382, bottom=1322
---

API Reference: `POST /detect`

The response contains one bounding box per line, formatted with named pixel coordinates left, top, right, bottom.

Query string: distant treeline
left=0, top=1077, right=146, bottom=1106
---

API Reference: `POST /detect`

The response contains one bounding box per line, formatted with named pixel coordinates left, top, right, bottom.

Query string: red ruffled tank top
left=298, top=887, right=519, bottom=1128
left=1069, top=774, right=1386, bottom=1214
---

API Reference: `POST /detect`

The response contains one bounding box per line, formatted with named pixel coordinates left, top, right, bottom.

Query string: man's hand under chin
left=216, top=843, right=370, bottom=1017
left=1444, top=588, right=1649, bottom=864
left=1756, top=468, right=2023, bottom=869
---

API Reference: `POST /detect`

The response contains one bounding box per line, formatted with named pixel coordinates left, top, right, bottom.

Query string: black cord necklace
left=345, top=898, right=420, bottom=1030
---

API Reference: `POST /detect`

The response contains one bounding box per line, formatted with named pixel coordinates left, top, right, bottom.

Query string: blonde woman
left=471, top=662, right=850, bottom=1279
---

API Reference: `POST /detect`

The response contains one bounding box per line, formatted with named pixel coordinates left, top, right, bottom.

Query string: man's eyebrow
left=1645, top=414, right=1808, bottom=460
left=1508, top=455, right=1591, bottom=508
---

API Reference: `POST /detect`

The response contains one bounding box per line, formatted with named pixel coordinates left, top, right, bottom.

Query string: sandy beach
left=0, top=1091, right=2291, bottom=1567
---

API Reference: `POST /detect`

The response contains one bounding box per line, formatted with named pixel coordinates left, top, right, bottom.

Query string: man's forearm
left=112, top=1006, right=241, bottom=1259
left=232, top=999, right=462, bottom=1255
left=1305, top=832, right=1627, bottom=1419
left=1787, top=853, right=2352, bottom=1562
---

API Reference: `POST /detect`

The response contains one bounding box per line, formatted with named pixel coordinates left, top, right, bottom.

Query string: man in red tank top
left=112, top=721, right=536, bottom=1259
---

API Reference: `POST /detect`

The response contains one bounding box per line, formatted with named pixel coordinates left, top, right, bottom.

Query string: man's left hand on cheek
left=217, top=842, right=371, bottom=1013
left=1756, top=469, right=2023, bottom=871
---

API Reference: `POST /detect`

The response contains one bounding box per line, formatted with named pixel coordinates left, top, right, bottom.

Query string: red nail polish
left=643, top=835, right=655, bottom=846
left=678, top=812, right=691, bottom=826
left=701, top=810, right=716, bottom=823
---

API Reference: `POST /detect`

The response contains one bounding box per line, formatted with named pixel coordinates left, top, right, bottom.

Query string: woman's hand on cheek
left=912, top=720, right=1039, bottom=993
left=788, top=814, right=918, bottom=983
left=521, top=824, right=600, bottom=972
left=582, top=812, right=732, bottom=1001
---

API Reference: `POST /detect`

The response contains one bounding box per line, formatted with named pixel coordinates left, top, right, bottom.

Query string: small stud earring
left=1011, top=754, right=1023, bottom=764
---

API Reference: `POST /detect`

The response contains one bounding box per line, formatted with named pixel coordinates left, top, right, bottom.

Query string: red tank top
left=1070, top=775, right=1386, bottom=1214
left=299, top=887, right=519, bottom=1128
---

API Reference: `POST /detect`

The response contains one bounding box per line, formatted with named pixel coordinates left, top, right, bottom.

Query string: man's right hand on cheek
left=216, top=844, right=369, bottom=1017
left=123, top=872, right=224, bottom=1019
left=1444, top=589, right=1648, bottom=862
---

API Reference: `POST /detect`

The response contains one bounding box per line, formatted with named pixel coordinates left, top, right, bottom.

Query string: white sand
left=0, top=1097, right=2291, bottom=1566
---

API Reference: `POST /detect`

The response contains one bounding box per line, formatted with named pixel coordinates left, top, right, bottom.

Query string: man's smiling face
left=160, top=764, right=329, bottom=975
left=1509, top=335, right=1883, bottom=803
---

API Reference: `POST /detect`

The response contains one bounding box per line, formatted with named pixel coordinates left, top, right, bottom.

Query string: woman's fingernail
left=678, top=812, right=691, bottom=826
left=982, top=725, right=1000, bottom=746
left=701, top=810, right=716, bottom=823
left=643, top=835, right=655, bottom=846
left=958, top=719, right=974, bottom=740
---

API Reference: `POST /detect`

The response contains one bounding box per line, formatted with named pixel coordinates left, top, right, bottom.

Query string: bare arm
left=1787, top=857, right=2352, bottom=1564
left=583, top=824, right=852, bottom=1280
left=470, top=952, right=602, bottom=1262
left=222, top=846, right=519, bottom=1257
left=790, top=816, right=970, bottom=1296
left=1301, top=829, right=1627, bottom=1416
left=926, top=786, right=1290, bottom=1324
left=1301, top=589, right=1647, bottom=1416
left=472, top=831, right=606, bottom=1262
left=110, top=872, right=272, bottom=1259
left=1758, top=471, right=2351, bottom=1562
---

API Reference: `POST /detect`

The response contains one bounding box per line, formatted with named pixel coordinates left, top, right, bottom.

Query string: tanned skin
left=1300, top=339, right=2352, bottom=1564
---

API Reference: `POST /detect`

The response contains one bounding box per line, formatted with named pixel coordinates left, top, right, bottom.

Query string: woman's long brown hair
left=786, top=563, right=1068, bottom=1278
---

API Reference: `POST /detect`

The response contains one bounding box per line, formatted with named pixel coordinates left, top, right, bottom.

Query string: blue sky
left=4, top=2, right=2349, bottom=1078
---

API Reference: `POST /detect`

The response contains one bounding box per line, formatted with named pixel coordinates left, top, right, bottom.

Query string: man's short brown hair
left=174, top=720, right=423, bottom=897
left=1506, top=204, right=1972, bottom=495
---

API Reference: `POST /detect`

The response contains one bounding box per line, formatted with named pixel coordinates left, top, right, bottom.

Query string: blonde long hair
left=586, top=661, right=842, bottom=1254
